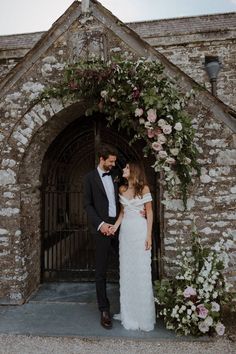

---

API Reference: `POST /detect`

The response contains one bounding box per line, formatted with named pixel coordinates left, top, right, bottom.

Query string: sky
left=0, top=0, right=236, bottom=35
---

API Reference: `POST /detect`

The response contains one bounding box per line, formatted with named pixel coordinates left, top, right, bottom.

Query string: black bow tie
left=102, top=171, right=111, bottom=177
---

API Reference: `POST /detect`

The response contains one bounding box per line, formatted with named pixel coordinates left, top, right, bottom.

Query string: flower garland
left=154, top=229, right=233, bottom=336
left=41, top=57, right=200, bottom=206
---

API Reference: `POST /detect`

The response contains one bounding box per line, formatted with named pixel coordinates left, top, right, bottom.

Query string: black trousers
left=94, top=217, right=119, bottom=312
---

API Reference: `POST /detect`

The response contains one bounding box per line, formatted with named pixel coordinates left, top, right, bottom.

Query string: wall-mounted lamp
left=204, top=56, right=222, bottom=97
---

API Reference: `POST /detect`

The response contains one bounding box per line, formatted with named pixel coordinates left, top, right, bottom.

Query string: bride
left=111, top=161, right=156, bottom=331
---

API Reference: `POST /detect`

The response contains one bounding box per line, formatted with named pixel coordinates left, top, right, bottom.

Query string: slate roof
left=1, top=12, right=235, bottom=50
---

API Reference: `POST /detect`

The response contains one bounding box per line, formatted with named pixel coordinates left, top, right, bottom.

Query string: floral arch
left=40, top=57, right=200, bottom=207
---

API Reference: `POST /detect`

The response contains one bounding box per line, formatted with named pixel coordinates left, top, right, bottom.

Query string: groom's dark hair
left=97, top=144, right=118, bottom=160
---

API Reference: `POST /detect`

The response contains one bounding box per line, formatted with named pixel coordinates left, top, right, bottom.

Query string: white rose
left=100, top=90, right=108, bottom=98
left=139, top=118, right=145, bottom=124
left=166, top=157, right=176, bottom=165
left=170, top=148, right=179, bottom=156
left=205, top=316, right=213, bottom=327
left=174, top=122, right=183, bottom=131
left=158, top=119, right=167, bottom=127
left=211, top=302, right=220, bottom=312
left=147, top=108, right=157, bottom=123
left=158, top=150, right=168, bottom=159
left=135, top=108, right=144, bottom=117
left=162, top=124, right=172, bottom=134
left=157, top=134, right=167, bottom=144
left=198, top=321, right=209, bottom=334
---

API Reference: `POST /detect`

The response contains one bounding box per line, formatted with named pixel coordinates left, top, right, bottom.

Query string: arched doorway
left=40, top=113, right=161, bottom=282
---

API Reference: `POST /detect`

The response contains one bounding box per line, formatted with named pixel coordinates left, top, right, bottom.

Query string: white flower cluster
left=135, top=102, right=193, bottom=192
left=155, top=234, right=233, bottom=336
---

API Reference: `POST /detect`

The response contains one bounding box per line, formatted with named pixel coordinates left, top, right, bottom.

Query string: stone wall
left=128, top=12, right=236, bottom=111
left=162, top=103, right=236, bottom=289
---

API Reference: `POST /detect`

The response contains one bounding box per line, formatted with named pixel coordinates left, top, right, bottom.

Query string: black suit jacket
left=83, top=169, right=119, bottom=233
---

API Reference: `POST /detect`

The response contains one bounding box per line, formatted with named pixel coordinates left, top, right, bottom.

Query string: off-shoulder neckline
left=119, top=192, right=151, bottom=201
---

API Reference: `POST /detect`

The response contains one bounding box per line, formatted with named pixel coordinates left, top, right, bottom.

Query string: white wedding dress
left=114, top=192, right=156, bottom=331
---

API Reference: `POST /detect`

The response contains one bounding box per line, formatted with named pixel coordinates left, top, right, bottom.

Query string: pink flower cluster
left=134, top=106, right=183, bottom=164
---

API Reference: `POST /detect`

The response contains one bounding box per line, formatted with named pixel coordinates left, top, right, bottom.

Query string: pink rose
left=152, top=141, right=163, bottom=152
left=183, top=286, right=197, bottom=298
left=155, top=128, right=162, bottom=135
left=147, top=129, right=155, bottom=138
left=197, top=304, right=208, bottom=319
left=147, top=109, right=157, bottom=123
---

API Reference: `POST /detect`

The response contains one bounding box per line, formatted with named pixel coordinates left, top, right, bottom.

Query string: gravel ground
left=0, top=335, right=235, bottom=354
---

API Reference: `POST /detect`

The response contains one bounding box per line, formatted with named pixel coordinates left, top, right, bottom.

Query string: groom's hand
left=100, top=223, right=113, bottom=236
left=140, top=206, right=146, bottom=218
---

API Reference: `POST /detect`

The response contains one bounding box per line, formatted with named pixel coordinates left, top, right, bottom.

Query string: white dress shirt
left=97, top=166, right=117, bottom=230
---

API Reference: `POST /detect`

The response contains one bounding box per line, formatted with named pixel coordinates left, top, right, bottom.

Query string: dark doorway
left=40, top=114, right=161, bottom=282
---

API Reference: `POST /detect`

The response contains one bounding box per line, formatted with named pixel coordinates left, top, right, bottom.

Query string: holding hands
left=100, top=223, right=117, bottom=236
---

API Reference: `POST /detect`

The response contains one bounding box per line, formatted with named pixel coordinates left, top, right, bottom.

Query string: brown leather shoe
left=100, top=311, right=112, bottom=329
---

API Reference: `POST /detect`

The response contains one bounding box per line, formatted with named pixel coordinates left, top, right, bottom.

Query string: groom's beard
left=104, top=165, right=113, bottom=172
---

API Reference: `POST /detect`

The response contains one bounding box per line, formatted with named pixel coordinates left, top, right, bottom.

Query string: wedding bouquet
left=154, top=229, right=234, bottom=336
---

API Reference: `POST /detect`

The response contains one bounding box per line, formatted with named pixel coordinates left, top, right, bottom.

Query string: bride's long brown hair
left=126, top=161, right=148, bottom=198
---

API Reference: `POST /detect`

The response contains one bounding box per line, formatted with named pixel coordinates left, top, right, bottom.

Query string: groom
left=83, top=144, right=119, bottom=329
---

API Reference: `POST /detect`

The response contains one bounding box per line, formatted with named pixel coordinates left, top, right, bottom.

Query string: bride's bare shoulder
left=119, top=185, right=127, bottom=194
left=142, top=185, right=150, bottom=195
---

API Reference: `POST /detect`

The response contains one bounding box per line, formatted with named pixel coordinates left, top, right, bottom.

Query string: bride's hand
left=145, top=237, right=152, bottom=250
left=109, top=225, right=117, bottom=234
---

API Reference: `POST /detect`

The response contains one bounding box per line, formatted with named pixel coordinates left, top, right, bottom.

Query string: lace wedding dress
left=114, top=193, right=156, bottom=331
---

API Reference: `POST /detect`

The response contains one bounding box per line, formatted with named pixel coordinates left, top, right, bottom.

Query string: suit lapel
left=113, top=180, right=119, bottom=204
left=94, top=169, right=119, bottom=209
left=94, top=169, right=107, bottom=196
